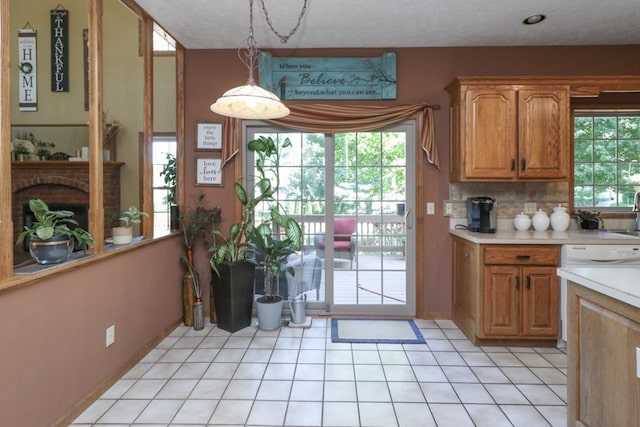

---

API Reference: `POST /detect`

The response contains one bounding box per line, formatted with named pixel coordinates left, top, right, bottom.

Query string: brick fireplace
left=11, top=161, right=124, bottom=253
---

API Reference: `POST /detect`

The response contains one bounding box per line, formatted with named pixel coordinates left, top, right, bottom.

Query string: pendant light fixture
left=211, top=0, right=307, bottom=120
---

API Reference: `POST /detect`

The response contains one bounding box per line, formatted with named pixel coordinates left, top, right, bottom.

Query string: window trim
left=572, top=108, right=640, bottom=212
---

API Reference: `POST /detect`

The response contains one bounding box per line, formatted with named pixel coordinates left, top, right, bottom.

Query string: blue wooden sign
left=258, top=52, right=396, bottom=100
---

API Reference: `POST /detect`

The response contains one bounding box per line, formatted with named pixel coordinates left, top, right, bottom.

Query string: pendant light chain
left=259, top=0, right=308, bottom=44
left=239, top=0, right=259, bottom=83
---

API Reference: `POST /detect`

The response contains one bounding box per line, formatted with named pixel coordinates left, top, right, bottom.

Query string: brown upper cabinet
left=448, top=78, right=570, bottom=182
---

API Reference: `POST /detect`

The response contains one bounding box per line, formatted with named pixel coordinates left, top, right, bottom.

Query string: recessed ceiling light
left=522, top=14, right=546, bottom=25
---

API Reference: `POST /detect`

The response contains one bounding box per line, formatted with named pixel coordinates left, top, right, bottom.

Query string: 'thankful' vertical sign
left=51, top=8, right=68, bottom=92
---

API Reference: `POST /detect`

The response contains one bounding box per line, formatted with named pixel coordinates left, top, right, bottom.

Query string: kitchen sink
left=603, top=229, right=640, bottom=238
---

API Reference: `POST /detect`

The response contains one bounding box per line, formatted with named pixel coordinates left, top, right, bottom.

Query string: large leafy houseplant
left=208, top=136, right=302, bottom=331
left=209, top=136, right=302, bottom=276
left=16, top=199, right=94, bottom=264
left=17, top=199, right=95, bottom=249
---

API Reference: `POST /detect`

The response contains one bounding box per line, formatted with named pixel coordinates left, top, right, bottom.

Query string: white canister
left=550, top=205, right=571, bottom=231
left=532, top=209, right=550, bottom=231
left=513, top=213, right=531, bottom=231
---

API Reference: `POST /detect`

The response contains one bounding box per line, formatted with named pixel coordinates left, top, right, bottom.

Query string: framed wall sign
left=195, top=157, right=223, bottom=185
left=196, top=122, right=223, bottom=150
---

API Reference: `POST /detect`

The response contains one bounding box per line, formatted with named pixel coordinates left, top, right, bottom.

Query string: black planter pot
left=170, top=205, right=180, bottom=231
left=211, top=261, right=255, bottom=333
left=580, top=219, right=600, bottom=230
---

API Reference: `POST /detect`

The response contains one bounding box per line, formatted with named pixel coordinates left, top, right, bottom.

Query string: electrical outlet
left=106, top=325, right=115, bottom=347
left=524, top=202, right=537, bottom=214
left=444, top=202, right=452, bottom=216
left=426, top=202, right=435, bottom=215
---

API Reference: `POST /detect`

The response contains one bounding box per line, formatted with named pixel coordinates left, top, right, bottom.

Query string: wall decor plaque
left=196, top=122, right=223, bottom=150
left=195, top=157, right=222, bottom=186
left=258, top=52, right=397, bottom=100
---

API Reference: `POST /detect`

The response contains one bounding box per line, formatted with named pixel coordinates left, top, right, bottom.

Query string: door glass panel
left=332, top=130, right=408, bottom=311
left=247, top=123, right=414, bottom=316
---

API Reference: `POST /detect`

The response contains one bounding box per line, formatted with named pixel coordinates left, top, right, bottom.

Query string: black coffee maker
left=466, top=196, right=497, bottom=233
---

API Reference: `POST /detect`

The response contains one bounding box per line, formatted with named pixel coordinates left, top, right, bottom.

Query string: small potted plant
left=23, top=133, right=56, bottom=160
left=16, top=199, right=95, bottom=264
left=111, top=205, right=148, bottom=244
left=10, top=137, right=34, bottom=161
left=575, top=209, right=601, bottom=230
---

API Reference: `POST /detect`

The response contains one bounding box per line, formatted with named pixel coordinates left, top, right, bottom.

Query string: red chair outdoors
left=314, top=217, right=357, bottom=268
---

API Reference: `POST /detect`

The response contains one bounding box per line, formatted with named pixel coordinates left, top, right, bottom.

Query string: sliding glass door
left=246, top=121, right=415, bottom=316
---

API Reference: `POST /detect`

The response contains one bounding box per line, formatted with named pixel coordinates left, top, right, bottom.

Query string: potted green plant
left=574, top=209, right=601, bottom=230
left=10, top=137, right=34, bottom=161
left=159, top=152, right=179, bottom=230
left=25, top=133, right=56, bottom=160
left=248, top=216, right=301, bottom=330
left=16, top=199, right=95, bottom=264
left=111, top=205, right=148, bottom=244
left=209, top=136, right=301, bottom=332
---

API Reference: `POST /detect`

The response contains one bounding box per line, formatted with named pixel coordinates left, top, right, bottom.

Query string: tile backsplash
left=448, top=181, right=570, bottom=228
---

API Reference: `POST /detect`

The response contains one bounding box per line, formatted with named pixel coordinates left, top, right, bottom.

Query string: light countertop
left=450, top=228, right=640, bottom=245
left=557, top=267, right=640, bottom=309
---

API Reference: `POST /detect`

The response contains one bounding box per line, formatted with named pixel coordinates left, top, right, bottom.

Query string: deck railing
left=297, top=215, right=406, bottom=254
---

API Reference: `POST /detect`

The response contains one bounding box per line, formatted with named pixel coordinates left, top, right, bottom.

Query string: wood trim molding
left=88, top=0, right=105, bottom=254
left=448, top=76, right=640, bottom=97
left=0, top=0, right=12, bottom=280
left=141, top=16, right=154, bottom=238
left=176, top=45, right=185, bottom=208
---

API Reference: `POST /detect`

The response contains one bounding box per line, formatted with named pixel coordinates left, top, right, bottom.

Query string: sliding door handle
left=404, top=208, right=413, bottom=230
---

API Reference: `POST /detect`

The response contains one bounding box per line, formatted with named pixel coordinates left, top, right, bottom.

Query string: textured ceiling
left=136, top=0, right=640, bottom=49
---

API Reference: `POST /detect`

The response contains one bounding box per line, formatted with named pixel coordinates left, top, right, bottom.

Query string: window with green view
left=574, top=112, right=640, bottom=208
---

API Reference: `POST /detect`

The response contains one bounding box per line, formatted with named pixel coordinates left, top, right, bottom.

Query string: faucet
left=634, top=191, right=640, bottom=231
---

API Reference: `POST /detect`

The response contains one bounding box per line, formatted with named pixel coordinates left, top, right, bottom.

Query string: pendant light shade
left=210, top=81, right=290, bottom=120
left=210, top=0, right=307, bottom=120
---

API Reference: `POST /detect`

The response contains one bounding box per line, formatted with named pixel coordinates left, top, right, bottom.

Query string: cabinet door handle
left=516, top=255, right=531, bottom=259
left=521, top=159, right=526, bottom=170
left=526, top=276, right=531, bottom=289
left=511, top=159, right=516, bottom=171
left=515, top=275, right=519, bottom=290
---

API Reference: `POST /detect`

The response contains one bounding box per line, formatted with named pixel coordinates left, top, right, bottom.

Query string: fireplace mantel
left=11, top=161, right=125, bottom=251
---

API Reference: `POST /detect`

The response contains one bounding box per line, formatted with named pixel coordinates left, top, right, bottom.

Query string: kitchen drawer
left=484, top=246, right=559, bottom=265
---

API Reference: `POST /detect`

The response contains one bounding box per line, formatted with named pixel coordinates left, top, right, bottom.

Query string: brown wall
left=183, top=45, right=640, bottom=317
left=2, top=44, right=638, bottom=427
left=0, top=237, right=184, bottom=427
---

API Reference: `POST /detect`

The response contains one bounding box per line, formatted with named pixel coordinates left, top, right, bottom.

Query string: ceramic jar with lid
left=550, top=205, right=571, bottom=231
left=532, top=209, right=550, bottom=231
left=513, top=213, right=531, bottom=231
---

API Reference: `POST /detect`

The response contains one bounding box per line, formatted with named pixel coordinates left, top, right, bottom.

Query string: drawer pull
left=521, top=159, right=526, bottom=170
left=515, top=276, right=520, bottom=290
left=511, top=159, right=516, bottom=171
left=526, top=276, right=531, bottom=289
left=516, top=255, right=531, bottom=259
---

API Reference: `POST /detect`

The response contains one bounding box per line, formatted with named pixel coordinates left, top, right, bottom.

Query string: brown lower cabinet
left=567, top=282, right=640, bottom=427
left=452, top=236, right=560, bottom=346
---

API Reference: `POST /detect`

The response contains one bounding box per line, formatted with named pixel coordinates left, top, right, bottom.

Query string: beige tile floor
left=71, top=318, right=567, bottom=426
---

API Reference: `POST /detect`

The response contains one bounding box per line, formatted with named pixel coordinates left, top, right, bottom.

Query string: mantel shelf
left=11, top=161, right=125, bottom=169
